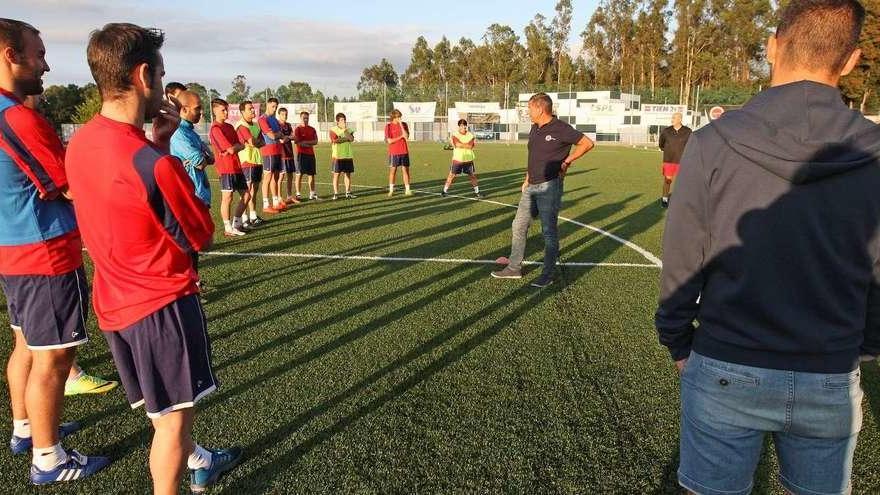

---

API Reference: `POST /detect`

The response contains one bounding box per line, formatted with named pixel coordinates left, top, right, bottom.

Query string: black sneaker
left=660, top=198, right=669, bottom=208
left=441, top=190, right=448, bottom=197
left=474, top=192, right=482, bottom=198
left=530, top=274, right=554, bottom=288
left=251, top=216, right=265, bottom=226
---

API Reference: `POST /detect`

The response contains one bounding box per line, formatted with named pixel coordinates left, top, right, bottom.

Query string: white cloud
left=6, top=1, right=418, bottom=97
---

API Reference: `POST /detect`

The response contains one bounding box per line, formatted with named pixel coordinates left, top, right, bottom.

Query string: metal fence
left=62, top=119, right=660, bottom=145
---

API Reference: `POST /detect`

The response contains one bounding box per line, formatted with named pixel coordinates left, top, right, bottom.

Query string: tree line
left=35, top=0, right=879, bottom=130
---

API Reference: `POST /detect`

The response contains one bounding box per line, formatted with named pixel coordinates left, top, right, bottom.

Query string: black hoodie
left=655, top=81, right=880, bottom=373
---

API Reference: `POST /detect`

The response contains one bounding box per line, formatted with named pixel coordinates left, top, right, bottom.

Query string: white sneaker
left=224, top=228, right=246, bottom=237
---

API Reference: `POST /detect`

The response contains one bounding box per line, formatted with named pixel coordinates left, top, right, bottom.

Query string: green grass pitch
left=2, top=142, right=880, bottom=493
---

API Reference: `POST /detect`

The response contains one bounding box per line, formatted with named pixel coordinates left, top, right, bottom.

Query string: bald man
left=658, top=112, right=692, bottom=208
left=170, top=90, right=213, bottom=296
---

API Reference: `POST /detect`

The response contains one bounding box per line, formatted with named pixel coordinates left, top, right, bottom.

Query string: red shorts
left=662, top=162, right=680, bottom=178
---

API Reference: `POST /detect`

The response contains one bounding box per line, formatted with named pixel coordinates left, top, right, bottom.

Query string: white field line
left=201, top=251, right=660, bottom=268
left=204, top=179, right=664, bottom=268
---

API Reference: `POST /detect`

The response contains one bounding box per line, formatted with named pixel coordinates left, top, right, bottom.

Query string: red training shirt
left=385, top=122, right=409, bottom=156
left=294, top=125, right=317, bottom=155
left=65, top=114, right=214, bottom=330
left=209, top=121, right=243, bottom=174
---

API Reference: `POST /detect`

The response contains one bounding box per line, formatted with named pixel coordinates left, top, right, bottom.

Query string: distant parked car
left=474, top=129, right=494, bottom=140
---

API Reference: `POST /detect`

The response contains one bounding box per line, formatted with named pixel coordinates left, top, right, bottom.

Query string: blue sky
left=5, top=0, right=599, bottom=97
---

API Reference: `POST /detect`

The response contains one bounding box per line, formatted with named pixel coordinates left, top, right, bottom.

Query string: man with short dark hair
left=164, top=81, right=185, bottom=100
left=0, top=17, right=110, bottom=485
left=656, top=1, right=879, bottom=494
left=276, top=107, right=300, bottom=205
left=491, top=92, right=594, bottom=288
left=235, top=100, right=265, bottom=226
left=66, top=23, right=241, bottom=494
left=293, top=110, right=319, bottom=200
left=259, top=97, right=286, bottom=212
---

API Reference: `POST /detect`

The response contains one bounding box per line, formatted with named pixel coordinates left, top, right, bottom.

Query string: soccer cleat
left=10, top=421, right=82, bottom=456
left=474, top=192, right=482, bottom=198
left=530, top=274, right=554, bottom=288
left=441, top=190, right=448, bottom=197
left=274, top=203, right=287, bottom=212
left=64, top=373, right=118, bottom=397
left=190, top=447, right=243, bottom=493
left=345, top=193, right=357, bottom=199
left=263, top=206, right=279, bottom=214
left=250, top=217, right=265, bottom=227
left=332, top=194, right=338, bottom=201
left=491, top=267, right=522, bottom=279
left=224, top=228, right=246, bottom=237
left=30, top=449, right=110, bottom=485
left=661, top=198, right=669, bottom=208
left=311, top=194, right=321, bottom=201
left=404, top=190, right=413, bottom=196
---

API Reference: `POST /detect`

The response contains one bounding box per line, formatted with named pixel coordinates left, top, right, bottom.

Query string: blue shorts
left=1, top=267, right=90, bottom=350
left=242, top=166, right=262, bottom=185
left=219, top=172, right=246, bottom=192
left=389, top=154, right=410, bottom=167
left=450, top=162, right=475, bottom=175
left=262, top=155, right=283, bottom=173
left=332, top=159, right=354, bottom=174
left=104, top=294, right=217, bottom=418
left=295, top=154, right=316, bottom=176
left=282, top=157, right=295, bottom=174
left=678, top=352, right=862, bottom=495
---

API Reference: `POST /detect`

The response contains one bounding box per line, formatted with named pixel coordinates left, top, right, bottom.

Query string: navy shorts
left=295, top=154, right=316, bottom=176
left=389, top=154, right=410, bottom=167
left=1, top=267, right=89, bottom=350
left=332, top=159, right=354, bottom=174
left=263, top=155, right=283, bottom=173
left=219, top=173, right=246, bottom=192
left=450, top=162, right=476, bottom=175
left=282, top=157, right=295, bottom=174
left=242, top=166, right=262, bottom=185
left=104, top=294, right=217, bottom=418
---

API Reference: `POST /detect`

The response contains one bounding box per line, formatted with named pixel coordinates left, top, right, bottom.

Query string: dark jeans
left=508, top=177, right=562, bottom=276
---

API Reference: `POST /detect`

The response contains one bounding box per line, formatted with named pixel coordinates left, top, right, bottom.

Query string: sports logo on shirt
left=545, top=135, right=557, bottom=142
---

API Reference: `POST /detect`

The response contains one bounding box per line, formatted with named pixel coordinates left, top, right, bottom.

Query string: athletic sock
left=662, top=196, right=669, bottom=201
left=474, top=186, right=480, bottom=194
left=405, top=185, right=411, bottom=193
left=443, top=185, right=449, bottom=193
left=66, top=368, right=84, bottom=384
left=388, top=184, right=394, bottom=192
left=187, top=443, right=213, bottom=470
left=223, top=220, right=232, bottom=230
left=13, top=419, right=30, bottom=438
left=249, top=211, right=258, bottom=221
left=262, top=198, right=270, bottom=208
left=33, top=443, right=66, bottom=471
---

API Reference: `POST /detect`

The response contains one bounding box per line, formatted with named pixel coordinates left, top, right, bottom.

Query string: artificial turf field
left=2, top=141, right=880, bottom=494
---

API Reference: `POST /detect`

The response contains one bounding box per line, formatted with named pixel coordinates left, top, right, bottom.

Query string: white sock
left=223, top=220, right=232, bottom=230
left=474, top=186, right=480, bottom=194
left=187, top=443, right=213, bottom=470
left=388, top=184, right=394, bottom=192
left=249, top=211, right=258, bottom=221
left=33, top=443, right=67, bottom=471
left=13, top=419, right=30, bottom=438
left=662, top=196, right=669, bottom=201
left=273, top=196, right=281, bottom=205
left=262, top=198, right=269, bottom=207
left=66, top=368, right=84, bottom=384
left=405, top=184, right=410, bottom=192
